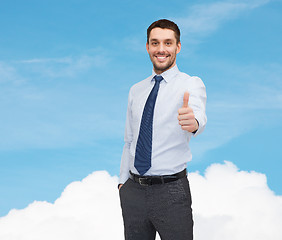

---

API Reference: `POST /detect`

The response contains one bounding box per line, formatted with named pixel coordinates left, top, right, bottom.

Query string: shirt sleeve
left=188, top=76, right=207, bottom=137
left=119, top=89, right=133, bottom=184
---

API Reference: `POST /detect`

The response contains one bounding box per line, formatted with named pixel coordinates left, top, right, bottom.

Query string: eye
left=152, top=42, right=158, bottom=46
left=165, top=42, right=172, bottom=46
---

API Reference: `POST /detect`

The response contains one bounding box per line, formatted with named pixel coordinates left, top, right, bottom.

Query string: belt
left=129, top=169, right=186, bottom=186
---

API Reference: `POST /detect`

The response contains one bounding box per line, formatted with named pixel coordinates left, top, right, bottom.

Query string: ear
left=146, top=42, right=149, bottom=53
left=176, top=41, right=181, bottom=54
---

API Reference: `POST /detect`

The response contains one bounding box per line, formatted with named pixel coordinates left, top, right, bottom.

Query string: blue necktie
left=134, top=75, right=163, bottom=175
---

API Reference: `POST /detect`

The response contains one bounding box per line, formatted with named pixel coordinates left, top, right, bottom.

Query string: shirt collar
left=151, top=65, right=179, bottom=83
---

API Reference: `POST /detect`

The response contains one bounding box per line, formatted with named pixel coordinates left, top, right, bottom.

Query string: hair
left=147, top=19, right=181, bottom=43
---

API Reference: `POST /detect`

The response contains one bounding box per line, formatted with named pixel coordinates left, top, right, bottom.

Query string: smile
left=155, top=56, right=168, bottom=62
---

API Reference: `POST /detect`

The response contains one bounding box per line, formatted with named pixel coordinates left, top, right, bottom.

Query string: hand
left=118, top=184, right=123, bottom=190
left=177, top=92, right=199, bottom=133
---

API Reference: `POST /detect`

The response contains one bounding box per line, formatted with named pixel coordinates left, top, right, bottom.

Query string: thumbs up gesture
left=178, top=92, right=199, bottom=133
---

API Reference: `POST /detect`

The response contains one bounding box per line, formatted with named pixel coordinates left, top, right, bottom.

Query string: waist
left=129, top=169, right=187, bottom=186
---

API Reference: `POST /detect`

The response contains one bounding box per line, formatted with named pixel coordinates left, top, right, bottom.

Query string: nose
left=157, top=42, right=165, bottom=52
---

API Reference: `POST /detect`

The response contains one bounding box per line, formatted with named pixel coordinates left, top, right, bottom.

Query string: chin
left=154, top=63, right=173, bottom=73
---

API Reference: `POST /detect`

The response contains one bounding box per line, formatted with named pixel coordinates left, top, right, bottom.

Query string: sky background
left=0, top=0, right=282, bottom=218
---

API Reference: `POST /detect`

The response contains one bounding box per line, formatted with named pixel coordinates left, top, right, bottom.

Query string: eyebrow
left=150, top=38, right=174, bottom=42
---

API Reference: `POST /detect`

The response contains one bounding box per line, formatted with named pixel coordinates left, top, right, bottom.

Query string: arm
left=178, top=77, right=207, bottom=136
left=118, top=90, right=133, bottom=187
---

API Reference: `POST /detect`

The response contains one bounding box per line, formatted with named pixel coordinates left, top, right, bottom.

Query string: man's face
left=146, top=27, right=181, bottom=74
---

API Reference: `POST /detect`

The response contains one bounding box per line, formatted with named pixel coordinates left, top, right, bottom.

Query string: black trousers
left=119, top=176, right=193, bottom=240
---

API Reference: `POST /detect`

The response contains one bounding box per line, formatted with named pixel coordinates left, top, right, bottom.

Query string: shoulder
left=177, top=71, right=205, bottom=89
left=129, top=75, right=152, bottom=94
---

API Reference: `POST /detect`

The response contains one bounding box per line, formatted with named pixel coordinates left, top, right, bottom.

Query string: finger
left=178, top=112, right=194, bottom=121
left=182, top=92, right=190, bottom=108
left=178, top=107, right=192, bottom=115
left=179, top=119, right=195, bottom=126
left=181, top=125, right=194, bottom=132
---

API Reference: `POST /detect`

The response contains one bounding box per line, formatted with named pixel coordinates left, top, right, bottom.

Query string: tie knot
left=154, top=75, right=163, bottom=83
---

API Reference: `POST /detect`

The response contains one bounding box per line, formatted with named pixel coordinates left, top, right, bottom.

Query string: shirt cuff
left=193, top=114, right=206, bottom=137
left=192, top=118, right=199, bottom=134
left=119, top=172, right=130, bottom=185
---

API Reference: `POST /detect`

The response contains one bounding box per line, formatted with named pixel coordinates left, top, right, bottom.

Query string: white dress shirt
left=119, top=65, right=207, bottom=184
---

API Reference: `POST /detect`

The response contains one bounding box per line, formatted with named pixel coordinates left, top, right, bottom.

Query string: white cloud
left=1, top=50, right=110, bottom=85
left=191, top=161, right=282, bottom=239
left=190, top=62, right=282, bottom=157
left=0, top=161, right=281, bottom=240
left=20, top=57, right=73, bottom=64
left=0, top=171, right=124, bottom=240
left=0, top=50, right=123, bottom=151
left=125, top=0, right=272, bottom=53
left=17, top=52, right=110, bottom=79
left=0, top=61, right=26, bottom=85
left=174, top=0, right=271, bottom=41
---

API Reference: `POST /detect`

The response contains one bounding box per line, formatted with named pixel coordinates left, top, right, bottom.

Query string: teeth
left=157, top=56, right=166, bottom=59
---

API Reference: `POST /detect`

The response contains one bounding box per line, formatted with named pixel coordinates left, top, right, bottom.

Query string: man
left=118, top=19, right=207, bottom=240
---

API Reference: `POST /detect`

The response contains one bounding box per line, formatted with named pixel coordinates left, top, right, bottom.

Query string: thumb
left=182, top=91, right=189, bottom=108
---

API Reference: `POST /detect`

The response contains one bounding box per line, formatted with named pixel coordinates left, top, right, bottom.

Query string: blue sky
left=0, top=0, right=281, bottom=217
